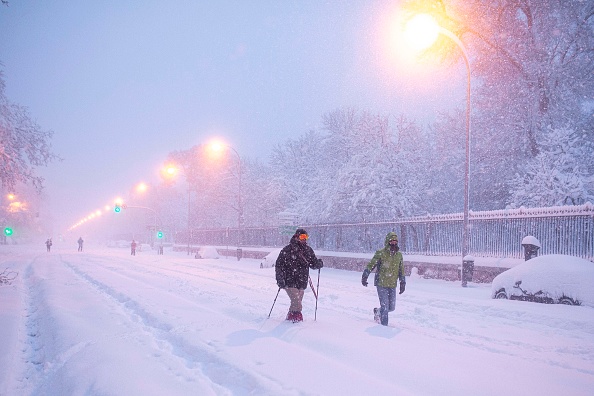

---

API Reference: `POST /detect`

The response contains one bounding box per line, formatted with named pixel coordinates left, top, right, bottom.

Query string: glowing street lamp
left=161, top=164, right=179, bottom=180
left=136, top=182, right=148, bottom=194
left=404, top=13, right=472, bottom=278
left=161, top=162, right=192, bottom=255
left=403, top=14, right=440, bottom=52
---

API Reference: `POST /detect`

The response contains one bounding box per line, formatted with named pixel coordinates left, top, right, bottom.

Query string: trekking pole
left=268, top=288, right=281, bottom=318
left=314, top=268, right=321, bottom=321
left=308, top=276, right=318, bottom=299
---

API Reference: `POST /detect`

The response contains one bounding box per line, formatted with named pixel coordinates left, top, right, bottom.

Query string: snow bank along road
left=1, top=245, right=593, bottom=395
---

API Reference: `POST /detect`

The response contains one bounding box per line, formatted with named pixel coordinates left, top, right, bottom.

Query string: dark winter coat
left=364, top=232, right=406, bottom=288
left=275, top=236, right=322, bottom=290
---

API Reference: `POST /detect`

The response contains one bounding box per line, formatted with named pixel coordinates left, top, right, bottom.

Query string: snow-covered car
left=106, top=240, right=132, bottom=248
left=491, top=254, right=594, bottom=307
left=195, top=246, right=220, bottom=259
left=260, top=248, right=282, bottom=268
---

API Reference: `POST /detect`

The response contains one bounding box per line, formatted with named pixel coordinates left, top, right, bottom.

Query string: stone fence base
left=173, top=245, right=509, bottom=283
left=315, top=255, right=507, bottom=283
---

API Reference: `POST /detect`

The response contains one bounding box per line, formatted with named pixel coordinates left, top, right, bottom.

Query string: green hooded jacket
left=364, top=232, right=405, bottom=288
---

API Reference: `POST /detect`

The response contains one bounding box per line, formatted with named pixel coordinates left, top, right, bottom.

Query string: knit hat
left=294, top=228, right=308, bottom=236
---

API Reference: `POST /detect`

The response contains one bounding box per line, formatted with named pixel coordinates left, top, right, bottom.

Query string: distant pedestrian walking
left=45, top=238, right=52, bottom=252
left=131, top=240, right=137, bottom=256
left=361, top=232, right=406, bottom=326
left=77, top=237, right=84, bottom=252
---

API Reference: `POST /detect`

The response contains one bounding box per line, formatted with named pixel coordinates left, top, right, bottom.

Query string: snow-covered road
left=1, top=244, right=593, bottom=395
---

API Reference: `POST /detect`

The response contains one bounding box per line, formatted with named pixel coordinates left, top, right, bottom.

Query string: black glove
left=361, top=269, right=371, bottom=287
left=399, top=282, right=406, bottom=294
left=277, top=279, right=286, bottom=289
left=316, top=259, right=324, bottom=269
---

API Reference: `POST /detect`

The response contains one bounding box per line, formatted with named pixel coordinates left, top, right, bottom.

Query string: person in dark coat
left=275, top=228, right=323, bottom=322
left=77, top=237, right=84, bottom=252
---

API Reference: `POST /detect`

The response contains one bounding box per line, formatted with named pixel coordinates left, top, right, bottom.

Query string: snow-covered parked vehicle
left=491, top=254, right=594, bottom=307
left=260, top=249, right=282, bottom=268
left=195, top=246, right=220, bottom=259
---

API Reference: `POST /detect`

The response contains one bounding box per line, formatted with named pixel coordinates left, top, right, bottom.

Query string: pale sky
left=0, top=0, right=465, bottom=233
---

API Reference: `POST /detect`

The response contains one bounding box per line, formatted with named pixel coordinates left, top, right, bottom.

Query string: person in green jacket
left=361, top=232, right=406, bottom=326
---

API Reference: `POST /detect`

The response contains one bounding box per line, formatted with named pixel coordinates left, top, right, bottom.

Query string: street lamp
left=162, top=163, right=192, bottom=255
left=135, top=182, right=148, bottom=194
left=207, top=140, right=243, bottom=248
left=133, top=182, right=160, bottom=248
left=404, top=13, right=472, bottom=268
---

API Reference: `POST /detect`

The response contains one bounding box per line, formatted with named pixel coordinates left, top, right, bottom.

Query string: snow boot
left=286, top=311, right=303, bottom=323
left=373, top=308, right=380, bottom=323
left=292, top=311, right=303, bottom=323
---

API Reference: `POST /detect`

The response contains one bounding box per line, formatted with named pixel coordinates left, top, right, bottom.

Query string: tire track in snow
left=61, top=259, right=290, bottom=395
left=15, top=256, right=48, bottom=394
left=78, top=254, right=283, bottom=325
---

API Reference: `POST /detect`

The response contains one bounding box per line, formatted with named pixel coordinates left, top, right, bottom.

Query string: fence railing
left=177, top=203, right=594, bottom=261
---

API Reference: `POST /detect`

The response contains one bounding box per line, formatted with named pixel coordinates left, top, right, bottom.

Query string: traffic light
left=157, top=231, right=163, bottom=239
left=4, top=227, right=13, bottom=236
left=114, top=205, right=121, bottom=213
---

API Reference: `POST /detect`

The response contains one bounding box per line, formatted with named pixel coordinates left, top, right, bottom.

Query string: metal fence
left=178, top=203, right=594, bottom=261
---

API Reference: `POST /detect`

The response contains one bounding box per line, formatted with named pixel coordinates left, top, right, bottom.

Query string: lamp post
left=162, top=164, right=192, bottom=255
left=404, top=14, right=471, bottom=264
left=208, top=141, right=243, bottom=248
left=187, top=186, right=194, bottom=255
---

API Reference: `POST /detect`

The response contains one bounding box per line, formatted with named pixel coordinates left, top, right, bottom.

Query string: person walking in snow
left=361, top=232, right=406, bottom=326
left=45, top=238, right=52, bottom=252
left=131, top=240, right=137, bottom=256
left=275, top=228, right=323, bottom=322
left=77, top=237, right=84, bottom=252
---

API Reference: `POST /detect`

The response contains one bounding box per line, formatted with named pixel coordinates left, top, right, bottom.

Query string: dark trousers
left=376, top=286, right=396, bottom=326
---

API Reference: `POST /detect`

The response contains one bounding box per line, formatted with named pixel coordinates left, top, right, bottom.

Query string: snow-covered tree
left=0, top=70, right=59, bottom=192
left=267, top=108, right=430, bottom=224
left=240, top=158, right=285, bottom=227
left=268, top=129, right=326, bottom=224
left=326, top=114, right=428, bottom=221
left=424, top=109, right=466, bottom=214
left=456, top=0, right=594, bottom=209
left=508, top=126, right=593, bottom=207
left=403, top=0, right=594, bottom=210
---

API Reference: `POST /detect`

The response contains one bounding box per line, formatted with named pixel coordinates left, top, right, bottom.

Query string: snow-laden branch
left=0, top=267, right=18, bottom=285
